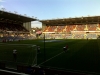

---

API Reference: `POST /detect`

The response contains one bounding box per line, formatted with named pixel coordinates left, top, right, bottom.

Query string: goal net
left=0, top=43, right=37, bottom=69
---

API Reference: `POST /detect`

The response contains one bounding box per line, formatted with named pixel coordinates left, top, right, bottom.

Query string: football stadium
left=1, top=10, right=100, bottom=75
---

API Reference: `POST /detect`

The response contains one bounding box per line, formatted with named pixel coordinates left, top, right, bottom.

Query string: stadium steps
left=84, top=25, right=88, bottom=31
left=73, top=25, right=77, bottom=31
left=64, top=26, right=67, bottom=32
left=54, top=27, right=57, bottom=32
left=62, top=27, right=66, bottom=32
left=97, top=24, right=100, bottom=30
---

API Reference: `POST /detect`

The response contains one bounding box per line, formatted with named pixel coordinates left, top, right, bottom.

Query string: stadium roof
left=40, top=16, right=100, bottom=25
left=0, top=10, right=37, bottom=23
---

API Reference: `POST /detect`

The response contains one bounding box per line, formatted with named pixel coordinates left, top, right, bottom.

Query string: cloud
left=0, top=0, right=5, bottom=9
left=0, top=0, right=5, bottom=2
left=0, top=5, right=4, bottom=9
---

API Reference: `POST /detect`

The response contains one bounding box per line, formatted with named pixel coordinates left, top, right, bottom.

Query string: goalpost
left=0, top=43, right=37, bottom=69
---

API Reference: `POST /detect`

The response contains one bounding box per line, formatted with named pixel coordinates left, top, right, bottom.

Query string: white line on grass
left=0, top=69, right=29, bottom=75
left=38, top=51, right=64, bottom=66
left=32, top=56, right=37, bottom=66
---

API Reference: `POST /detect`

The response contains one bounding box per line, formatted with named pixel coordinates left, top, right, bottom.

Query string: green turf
left=0, top=43, right=37, bottom=68
left=0, top=39, right=100, bottom=74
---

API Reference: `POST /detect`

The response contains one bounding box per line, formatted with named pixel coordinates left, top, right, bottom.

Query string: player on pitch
left=13, top=49, right=17, bottom=61
left=63, top=44, right=69, bottom=52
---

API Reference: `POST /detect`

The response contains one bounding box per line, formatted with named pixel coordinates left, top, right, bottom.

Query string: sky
left=0, top=0, right=100, bottom=28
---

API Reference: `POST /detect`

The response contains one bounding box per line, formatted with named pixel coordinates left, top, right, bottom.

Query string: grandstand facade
left=0, top=10, right=37, bottom=41
left=40, top=16, right=100, bottom=39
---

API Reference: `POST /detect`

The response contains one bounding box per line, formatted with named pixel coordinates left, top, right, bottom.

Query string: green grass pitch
left=0, top=39, right=100, bottom=74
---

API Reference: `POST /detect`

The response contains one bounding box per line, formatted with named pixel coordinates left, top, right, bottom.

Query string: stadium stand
left=76, top=25, right=85, bottom=31
left=87, top=24, right=97, bottom=31
left=0, top=10, right=37, bottom=42
left=40, top=16, right=100, bottom=39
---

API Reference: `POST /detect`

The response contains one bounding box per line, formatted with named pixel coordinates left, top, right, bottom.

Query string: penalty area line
left=38, top=51, right=64, bottom=66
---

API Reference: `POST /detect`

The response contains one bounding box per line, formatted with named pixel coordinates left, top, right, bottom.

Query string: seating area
left=97, top=24, right=100, bottom=30
left=87, top=24, right=97, bottom=31
left=86, top=34, right=97, bottom=39
left=43, top=26, right=49, bottom=32
left=42, top=24, right=99, bottom=39
left=65, top=25, right=76, bottom=33
left=47, top=26, right=57, bottom=32
left=73, top=34, right=84, bottom=39
left=0, top=23, right=28, bottom=33
left=76, top=25, right=85, bottom=31
left=43, top=24, right=100, bottom=33
left=0, top=22, right=36, bottom=41
left=0, top=33, right=37, bottom=42
left=45, top=34, right=55, bottom=39
left=65, top=25, right=71, bottom=32
left=57, top=26, right=65, bottom=32
left=40, top=33, right=73, bottom=39
left=44, top=25, right=77, bottom=33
